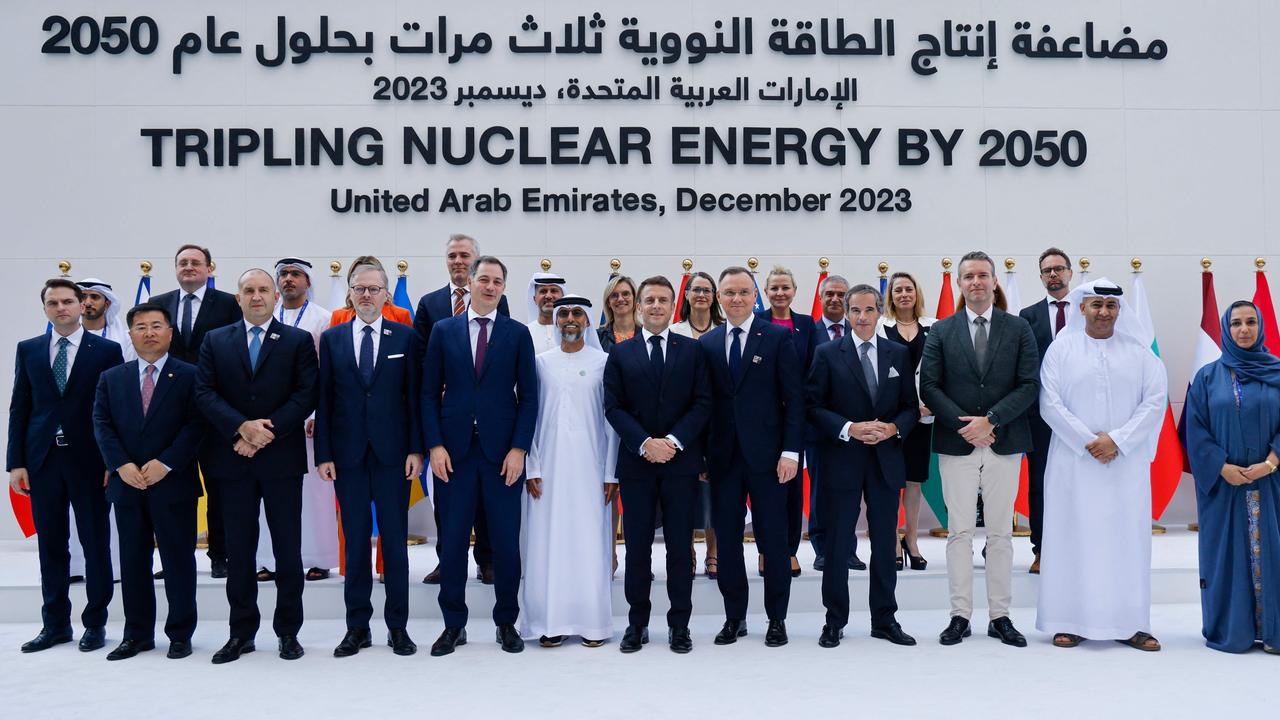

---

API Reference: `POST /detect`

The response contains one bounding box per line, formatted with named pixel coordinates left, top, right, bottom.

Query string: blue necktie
left=181, top=293, right=195, bottom=340
left=248, top=327, right=263, bottom=371
left=649, top=335, right=664, bottom=384
left=359, top=326, right=374, bottom=385
left=728, top=327, right=743, bottom=381
left=52, top=337, right=69, bottom=394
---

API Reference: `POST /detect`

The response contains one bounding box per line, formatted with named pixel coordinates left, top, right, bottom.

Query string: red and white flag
left=1178, top=271, right=1222, bottom=468
left=1254, top=268, right=1280, bottom=355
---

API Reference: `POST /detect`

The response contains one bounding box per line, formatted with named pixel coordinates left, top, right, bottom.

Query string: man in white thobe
left=1035, top=278, right=1167, bottom=650
left=525, top=272, right=566, bottom=354
left=520, top=294, right=618, bottom=647
left=256, top=258, right=339, bottom=581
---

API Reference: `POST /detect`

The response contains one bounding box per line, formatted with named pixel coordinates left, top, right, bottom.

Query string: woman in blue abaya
left=1185, top=301, right=1280, bottom=654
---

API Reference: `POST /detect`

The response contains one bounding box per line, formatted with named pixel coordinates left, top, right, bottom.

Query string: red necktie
left=141, top=364, right=156, bottom=416
left=1053, top=301, right=1067, bottom=334
left=831, top=323, right=843, bottom=340
left=473, top=318, right=489, bottom=377
left=453, top=288, right=466, bottom=317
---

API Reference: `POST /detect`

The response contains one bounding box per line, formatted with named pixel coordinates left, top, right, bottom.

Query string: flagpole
left=1005, top=257, right=1033, bottom=539
left=1128, top=257, right=1170, bottom=536
left=1188, top=256, right=1214, bottom=533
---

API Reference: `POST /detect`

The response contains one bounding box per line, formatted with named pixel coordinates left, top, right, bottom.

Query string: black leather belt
left=54, top=434, right=68, bottom=447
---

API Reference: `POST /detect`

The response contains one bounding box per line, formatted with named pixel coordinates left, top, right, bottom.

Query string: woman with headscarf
left=1185, top=300, right=1280, bottom=654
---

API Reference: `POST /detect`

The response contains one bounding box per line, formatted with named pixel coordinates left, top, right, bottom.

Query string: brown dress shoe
left=1029, top=554, right=1041, bottom=575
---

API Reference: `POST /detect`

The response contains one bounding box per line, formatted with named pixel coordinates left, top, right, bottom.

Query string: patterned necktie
left=52, top=337, right=69, bottom=394
left=831, top=323, right=843, bottom=340
left=141, top=364, right=156, bottom=416
left=453, top=288, right=466, bottom=317
left=728, top=327, right=744, bottom=381
left=181, top=293, right=196, bottom=340
left=973, top=316, right=989, bottom=369
left=860, top=341, right=878, bottom=401
left=473, top=317, right=489, bottom=377
left=649, top=335, right=665, bottom=383
left=248, top=326, right=263, bottom=370
left=359, top=326, right=375, bottom=385
left=1053, top=301, right=1067, bottom=334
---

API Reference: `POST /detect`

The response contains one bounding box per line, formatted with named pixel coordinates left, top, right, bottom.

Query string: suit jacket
left=919, top=308, right=1040, bottom=456
left=806, top=336, right=919, bottom=490
left=421, top=313, right=537, bottom=464
left=756, top=309, right=817, bottom=373
left=314, top=320, right=424, bottom=468
left=603, top=331, right=712, bottom=478
left=1018, top=299, right=1055, bottom=447
left=151, top=287, right=244, bottom=364
left=93, top=357, right=204, bottom=505
left=194, top=319, right=319, bottom=478
left=412, top=284, right=510, bottom=348
left=698, top=320, right=805, bottom=474
left=7, top=331, right=124, bottom=474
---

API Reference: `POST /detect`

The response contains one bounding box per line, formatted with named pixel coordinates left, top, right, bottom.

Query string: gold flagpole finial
left=819, top=257, right=831, bottom=271
left=540, top=258, right=552, bottom=271
left=57, top=260, right=71, bottom=277
left=877, top=261, right=889, bottom=276
left=330, top=261, right=342, bottom=276
left=941, top=257, right=953, bottom=272
left=1131, top=257, right=1143, bottom=273
left=1201, top=257, right=1212, bottom=272
left=609, top=258, right=621, bottom=272
left=1004, top=258, right=1016, bottom=271
left=397, top=260, right=408, bottom=276
left=1255, top=257, right=1266, bottom=271
left=681, top=258, right=694, bottom=272
left=140, top=260, right=152, bottom=277
left=747, top=257, right=759, bottom=271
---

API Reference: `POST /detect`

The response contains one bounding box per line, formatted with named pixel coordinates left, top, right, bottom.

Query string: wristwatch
left=985, top=410, right=1000, bottom=428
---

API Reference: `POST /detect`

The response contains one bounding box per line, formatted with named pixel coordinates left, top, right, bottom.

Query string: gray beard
left=561, top=330, right=583, bottom=342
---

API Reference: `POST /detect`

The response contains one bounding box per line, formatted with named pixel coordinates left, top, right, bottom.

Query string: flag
left=1178, top=272, right=1222, bottom=469
left=391, top=270, right=427, bottom=508
left=1255, top=268, right=1280, bottom=355
left=134, top=274, right=151, bottom=305
left=750, top=271, right=766, bottom=314
left=1001, top=268, right=1035, bottom=520
left=673, top=271, right=692, bottom=323
left=801, top=268, right=829, bottom=519
left=206, top=275, right=215, bottom=290
left=878, top=273, right=887, bottom=298
left=921, top=269, right=954, bottom=529
left=1131, top=274, right=1188, bottom=520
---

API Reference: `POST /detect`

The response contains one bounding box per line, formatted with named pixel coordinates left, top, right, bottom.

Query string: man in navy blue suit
left=422, top=255, right=537, bottom=656
left=604, top=275, right=712, bottom=654
left=316, top=262, right=423, bottom=658
left=92, top=303, right=204, bottom=661
left=699, top=266, right=805, bottom=648
left=807, top=284, right=919, bottom=648
left=413, top=234, right=509, bottom=585
left=195, top=269, right=318, bottom=664
left=9, top=279, right=124, bottom=653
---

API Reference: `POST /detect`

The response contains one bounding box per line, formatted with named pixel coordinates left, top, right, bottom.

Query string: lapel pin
left=167, top=373, right=174, bottom=378
left=383, top=329, right=391, bottom=336
left=269, top=333, right=280, bottom=340
left=752, top=355, right=763, bottom=364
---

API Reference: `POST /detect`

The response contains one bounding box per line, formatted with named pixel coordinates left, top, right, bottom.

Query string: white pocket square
left=387, top=353, right=405, bottom=359
left=887, top=367, right=901, bottom=379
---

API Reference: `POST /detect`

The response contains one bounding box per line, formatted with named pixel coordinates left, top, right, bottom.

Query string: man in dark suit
left=150, top=244, right=243, bottom=578
left=698, top=266, right=805, bottom=648
left=92, top=303, right=204, bottom=661
left=1018, top=247, right=1073, bottom=575
left=195, top=269, right=318, bottom=663
left=316, top=262, right=423, bottom=658
left=807, top=284, right=919, bottom=648
left=413, top=234, right=509, bottom=585
left=920, top=251, right=1040, bottom=648
left=805, top=274, right=865, bottom=572
left=9, top=279, right=124, bottom=653
left=604, top=275, right=712, bottom=654
left=422, top=255, right=537, bottom=656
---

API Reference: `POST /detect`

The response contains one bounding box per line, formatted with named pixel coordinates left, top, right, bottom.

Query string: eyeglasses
left=721, top=290, right=754, bottom=299
left=687, top=287, right=713, bottom=296
left=350, top=285, right=386, bottom=296
left=1040, top=265, right=1070, bottom=276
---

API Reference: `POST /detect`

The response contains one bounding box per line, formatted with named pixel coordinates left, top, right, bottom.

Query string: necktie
left=728, top=327, right=743, bottom=381
left=359, top=326, right=375, bottom=385
left=860, top=341, right=878, bottom=401
left=973, top=316, right=989, bottom=369
left=649, top=335, right=665, bottom=383
left=181, top=293, right=195, bottom=340
left=473, top=317, right=489, bottom=377
left=141, top=364, right=156, bottom=416
left=1053, top=301, right=1067, bottom=334
left=52, top=337, right=69, bottom=394
left=452, top=288, right=466, bottom=317
left=248, top=327, right=263, bottom=371
left=830, top=323, right=843, bottom=340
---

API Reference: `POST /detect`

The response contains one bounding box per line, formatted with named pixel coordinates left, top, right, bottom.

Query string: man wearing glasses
left=1018, top=248, right=1074, bottom=575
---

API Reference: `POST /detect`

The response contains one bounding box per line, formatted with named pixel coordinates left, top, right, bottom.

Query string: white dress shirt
left=137, top=353, right=169, bottom=388
left=352, top=315, right=384, bottom=369
left=820, top=316, right=846, bottom=340
left=1045, top=295, right=1070, bottom=338
left=180, top=285, right=208, bottom=330
left=48, top=324, right=85, bottom=373
left=724, top=314, right=753, bottom=361
left=838, top=332, right=880, bottom=441
left=964, top=305, right=995, bottom=344
left=243, top=318, right=272, bottom=348
left=468, top=306, right=499, bottom=360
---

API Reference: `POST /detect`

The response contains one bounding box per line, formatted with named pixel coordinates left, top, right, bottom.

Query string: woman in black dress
left=878, top=271, right=936, bottom=570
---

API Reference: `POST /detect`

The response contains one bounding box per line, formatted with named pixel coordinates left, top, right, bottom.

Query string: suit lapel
left=252, top=319, right=283, bottom=374
left=704, top=326, right=729, bottom=384
left=235, top=323, right=254, bottom=376
left=142, top=362, right=176, bottom=430
left=63, top=333, right=96, bottom=393
left=31, top=339, right=57, bottom=393
left=840, top=334, right=872, bottom=400
left=660, top=333, right=682, bottom=388
left=875, top=342, right=894, bottom=414
left=478, top=316, right=505, bottom=379
left=981, top=311, right=1009, bottom=376
left=732, top=324, right=766, bottom=392
left=954, top=313, right=982, bottom=378
left=368, top=325, right=396, bottom=387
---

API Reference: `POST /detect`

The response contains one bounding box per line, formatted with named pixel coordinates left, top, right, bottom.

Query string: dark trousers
left=1026, top=447, right=1047, bottom=556
left=336, top=453, right=410, bottom=631
left=202, top=461, right=226, bottom=563
left=806, top=446, right=858, bottom=560
left=29, top=447, right=113, bottom=631
left=220, top=472, right=304, bottom=639
left=434, top=441, right=522, bottom=628
left=432, top=486, right=492, bottom=566
left=822, top=456, right=899, bottom=629
left=115, top=497, right=198, bottom=642
left=619, top=470, right=698, bottom=629
left=711, top=451, right=791, bottom=621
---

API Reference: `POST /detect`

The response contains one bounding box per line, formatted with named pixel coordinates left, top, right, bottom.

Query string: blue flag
left=750, top=273, right=766, bottom=314
left=392, top=274, right=416, bottom=321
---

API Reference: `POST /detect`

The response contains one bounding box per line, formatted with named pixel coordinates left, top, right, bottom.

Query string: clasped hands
left=642, top=437, right=679, bottom=464
left=957, top=415, right=995, bottom=448
left=1085, top=432, right=1119, bottom=465
left=1222, top=460, right=1275, bottom=486
left=234, top=419, right=275, bottom=457
left=117, top=460, right=170, bottom=490
left=848, top=420, right=898, bottom=446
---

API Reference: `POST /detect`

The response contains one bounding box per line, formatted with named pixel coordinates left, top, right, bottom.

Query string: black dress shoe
left=619, top=625, right=649, bottom=653
left=79, top=627, right=106, bottom=652
left=849, top=555, right=867, bottom=571
left=987, top=617, right=1027, bottom=647
left=423, top=565, right=442, bottom=584
left=813, top=555, right=826, bottom=571
left=818, top=625, right=844, bottom=648
left=107, top=638, right=155, bottom=661
left=714, top=619, right=748, bottom=645
left=68, top=575, right=85, bottom=584
left=334, top=629, right=372, bottom=658
left=430, top=627, right=467, bottom=656
left=167, top=640, right=192, bottom=659
left=495, top=624, right=524, bottom=653
left=939, top=617, right=972, bottom=646
left=764, top=620, right=788, bottom=647
left=211, top=637, right=255, bottom=664
left=871, top=622, right=917, bottom=646
left=479, top=563, right=495, bottom=585
left=278, top=635, right=305, bottom=660
left=388, top=628, right=417, bottom=656
left=20, top=627, right=73, bottom=653
left=668, top=627, right=692, bottom=654
left=210, top=559, right=228, bottom=579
